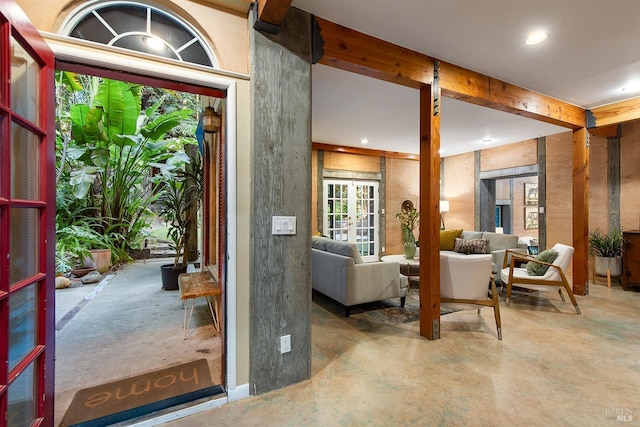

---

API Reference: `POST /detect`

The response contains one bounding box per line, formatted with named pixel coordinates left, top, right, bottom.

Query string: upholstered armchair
left=440, top=252, right=503, bottom=340
left=500, top=243, right=581, bottom=315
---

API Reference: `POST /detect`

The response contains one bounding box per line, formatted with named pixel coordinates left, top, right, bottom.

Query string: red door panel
left=0, top=1, right=56, bottom=426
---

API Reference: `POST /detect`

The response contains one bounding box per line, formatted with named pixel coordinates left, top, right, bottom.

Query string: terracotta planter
left=70, top=267, right=96, bottom=278
left=595, top=255, right=622, bottom=277
left=83, top=249, right=112, bottom=273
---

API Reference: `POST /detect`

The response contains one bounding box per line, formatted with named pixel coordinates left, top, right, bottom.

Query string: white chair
left=500, top=243, right=581, bottom=315
left=440, top=252, right=502, bottom=340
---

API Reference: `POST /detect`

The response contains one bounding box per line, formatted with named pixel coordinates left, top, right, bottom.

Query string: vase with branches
left=396, top=208, right=419, bottom=259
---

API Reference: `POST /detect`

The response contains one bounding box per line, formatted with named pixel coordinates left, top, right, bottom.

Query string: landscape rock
left=55, top=276, right=72, bottom=289
left=81, top=271, right=102, bottom=284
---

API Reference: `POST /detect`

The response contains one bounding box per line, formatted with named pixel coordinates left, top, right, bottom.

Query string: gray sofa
left=311, top=236, right=408, bottom=317
left=446, top=231, right=528, bottom=282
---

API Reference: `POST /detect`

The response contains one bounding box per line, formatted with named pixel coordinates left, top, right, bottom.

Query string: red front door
left=0, top=2, right=56, bottom=426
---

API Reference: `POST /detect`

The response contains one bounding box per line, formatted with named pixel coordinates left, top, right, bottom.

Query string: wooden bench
left=178, top=271, right=221, bottom=338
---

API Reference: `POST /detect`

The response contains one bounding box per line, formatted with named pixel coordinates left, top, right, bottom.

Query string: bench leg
left=184, top=299, right=196, bottom=339
left=207, top=296, right=220, bottom=332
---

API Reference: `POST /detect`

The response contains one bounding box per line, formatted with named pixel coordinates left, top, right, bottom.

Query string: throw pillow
left=526, top=249, right=559, bottom=276
left=440, top=229, right=463, bottom=251
left=454, top=238, right=488, bottom=255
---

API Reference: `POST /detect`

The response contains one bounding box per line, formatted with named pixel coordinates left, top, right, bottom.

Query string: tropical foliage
left=55, top=72, right=200, bottom=272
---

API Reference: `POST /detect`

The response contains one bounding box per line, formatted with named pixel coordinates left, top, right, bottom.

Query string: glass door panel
left=9, top=208, right=39, bottom=285
left=9, top=286, right=37, bottom=371
left=325, top=182, right=350, bottom=242
left=7, top=360, right=36, bottom=427
left=324, top=180, right=379, bottom=262
left=10, top=36, right=40, bottom=124
left=11, top=124, right=40, bottom=200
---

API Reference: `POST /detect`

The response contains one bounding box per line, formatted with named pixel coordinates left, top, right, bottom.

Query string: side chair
left=500, top=243, right=581, bottom=315
left=440, top=252, right=502, bottom=340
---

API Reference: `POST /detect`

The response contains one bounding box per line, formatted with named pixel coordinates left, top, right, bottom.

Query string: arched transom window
left=62, top=1, right=218, bottom=68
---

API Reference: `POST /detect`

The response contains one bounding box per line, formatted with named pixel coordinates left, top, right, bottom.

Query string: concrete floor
left=54, top=258, right=222, bottom=426
left=164, top=282, right=640, bottom=427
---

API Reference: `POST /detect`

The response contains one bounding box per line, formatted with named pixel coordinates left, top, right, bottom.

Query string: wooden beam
left=588, top=97, right=640, bottom=127
left=256, top=0, right=292, bottom=27
left=315, top=17, right=434, bottom=89
left=312, top=142, right=418, bottom=161
left=588, top=124, right=619, bottom=139
left=572, top=128, right=589, bottom=296
left=419, top=83, right=441, bottom=340
left=315, top=17, right=586, bottom=130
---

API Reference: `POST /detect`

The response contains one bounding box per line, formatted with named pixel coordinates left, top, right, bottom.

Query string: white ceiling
left=293, top=0, right=640, bottom=156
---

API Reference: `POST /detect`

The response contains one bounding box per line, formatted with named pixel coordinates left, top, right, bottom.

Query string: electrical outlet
left=280, top=335, right=291, bottom=354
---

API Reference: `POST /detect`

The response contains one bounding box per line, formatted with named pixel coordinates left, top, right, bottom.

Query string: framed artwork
left=524, top=183, right=538, bottom=205
left=525, top=206, right=539, bottom=229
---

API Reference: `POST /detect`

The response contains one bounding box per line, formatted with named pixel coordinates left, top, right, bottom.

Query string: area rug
left=361, top=287, right=455, bottom=326
left=60, top=359, right=223, bottom=427
left=312, top=286, right=459, bottom=326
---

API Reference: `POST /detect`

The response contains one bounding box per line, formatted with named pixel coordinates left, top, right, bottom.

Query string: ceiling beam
left=256, top=0, right=292, bottom=29
left=587, top=96, right=640, bottom=128
left=312, top=142, right=418, bottom=161
left=315, top=17, right=586, bottom=130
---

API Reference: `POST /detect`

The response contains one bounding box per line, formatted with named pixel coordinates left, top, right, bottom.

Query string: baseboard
left=227, top=383, right=250, bottom=402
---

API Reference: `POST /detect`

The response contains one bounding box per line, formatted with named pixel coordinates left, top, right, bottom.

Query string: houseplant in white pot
left=588, top=228, right=624, bottom=277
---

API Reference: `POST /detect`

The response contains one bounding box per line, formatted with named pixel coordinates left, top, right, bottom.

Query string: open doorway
left=53, top=69, right=227, bottom=425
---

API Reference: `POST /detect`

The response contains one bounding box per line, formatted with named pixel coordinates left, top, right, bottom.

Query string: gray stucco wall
left=249, top=7, right=312, bottom=394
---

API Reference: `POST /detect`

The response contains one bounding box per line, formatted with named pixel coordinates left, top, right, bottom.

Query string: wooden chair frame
left=441, top=276, right=503, bottom=340
left=502, top=250, right=581, bottom=315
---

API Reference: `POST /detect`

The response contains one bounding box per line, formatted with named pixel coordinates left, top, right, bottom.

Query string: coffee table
left=381, top=254, right=420, bottom=284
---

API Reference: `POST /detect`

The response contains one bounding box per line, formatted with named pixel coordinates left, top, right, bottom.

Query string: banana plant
left=56, top=72, right=196, bottom=256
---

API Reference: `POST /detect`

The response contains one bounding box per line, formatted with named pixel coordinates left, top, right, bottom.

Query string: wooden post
left=572, top=128, right=589, bottom=295
left=419, top=79, right=441, bottom=340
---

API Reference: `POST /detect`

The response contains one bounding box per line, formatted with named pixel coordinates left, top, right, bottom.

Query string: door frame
left=42, top=34, right=248, bottom=402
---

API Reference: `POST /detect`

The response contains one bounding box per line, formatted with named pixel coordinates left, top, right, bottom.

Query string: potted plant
left=55, top=223, right=111, bottom=276
left=156, top=149, right=203, bottom=290
left=588, top=228, right=624, bottom=277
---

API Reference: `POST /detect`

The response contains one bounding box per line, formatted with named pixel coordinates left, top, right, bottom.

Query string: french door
left=0, top=2, right=56, bottom=426
left=323, top=180, right=379, bottom=262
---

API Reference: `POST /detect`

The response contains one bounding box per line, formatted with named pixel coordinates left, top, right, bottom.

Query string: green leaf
left=141, top=110, right=193, bottom=140
left=70, top=104, right=90, bottom=144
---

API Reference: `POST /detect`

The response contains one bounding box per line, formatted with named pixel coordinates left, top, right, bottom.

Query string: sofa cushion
left=311, top=235, right=329, bottom=250
left=440, top=229, right=463, bottom=251
left=461, top=231, right=483, bottom=240
left=526, top=249, right=559, bottom=276
left=481, top=232, right=519, bottom=253
left=323, top=239, right=363, bottom=264
left=454, top=238, right=488, bottom=255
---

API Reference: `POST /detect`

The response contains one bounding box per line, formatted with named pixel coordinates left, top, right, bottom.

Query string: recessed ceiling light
left=525, top=31, right=549, bottom=46
left=360, top=138, right=368, bottom=145
left=621, top=81, right=640, bottom=93
left=482, top=139, right=493, bottom=144
left=144, top=36, right=165, bottom=51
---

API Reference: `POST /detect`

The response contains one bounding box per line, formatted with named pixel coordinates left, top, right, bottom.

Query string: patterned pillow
left=440, top=229, right=463, bottom=251
left=454, top=238, right=488, bottom=255
left=526, top=249, right=559, bottom=276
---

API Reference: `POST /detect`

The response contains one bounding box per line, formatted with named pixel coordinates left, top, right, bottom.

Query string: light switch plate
left=272, top=216, right=296, bottom=235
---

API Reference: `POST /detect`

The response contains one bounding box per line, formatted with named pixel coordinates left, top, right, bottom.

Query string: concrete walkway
left=54, top=258, right=222, bottom=426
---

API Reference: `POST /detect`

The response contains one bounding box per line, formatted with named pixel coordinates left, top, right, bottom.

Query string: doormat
left=60, top=359, right=223, bottom=427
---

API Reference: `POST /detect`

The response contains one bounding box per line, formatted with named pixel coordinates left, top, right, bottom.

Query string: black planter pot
left=160, top=263, right=187, bottom=290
